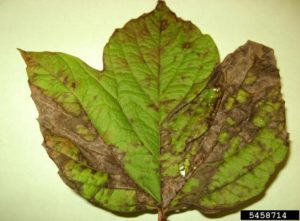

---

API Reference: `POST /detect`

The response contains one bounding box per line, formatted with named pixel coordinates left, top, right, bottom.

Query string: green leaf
left=20, top=1, right=288, bottom=220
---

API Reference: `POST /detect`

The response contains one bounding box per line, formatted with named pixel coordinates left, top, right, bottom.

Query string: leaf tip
left=156, top=0, right=167, bottom=8
left=18, top=49, right=35, bottom=66
left=17, top=47, right=25, bottom=53
left=18, top=48, right=29, bottom=60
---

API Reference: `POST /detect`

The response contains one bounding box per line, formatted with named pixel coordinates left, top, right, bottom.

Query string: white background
left=0, top=0, right=299, bottom=220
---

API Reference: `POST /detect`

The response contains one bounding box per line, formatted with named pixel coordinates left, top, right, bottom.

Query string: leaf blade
left=20, top=1, right=289, bottom=218
left=20, top=50, right=161, bottom=202
left=170, top=41, right=289, bottom=213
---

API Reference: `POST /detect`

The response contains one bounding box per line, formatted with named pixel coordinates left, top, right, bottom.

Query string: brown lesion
left=160, top=20, right=168, bottom=31
left=71, top=81, right=77, bottom=89
left=21, top=0, right=289, bottom=218
left=63, top=75, right=69, bottom=85
left=148, top=103, right=159, bottom=112
left=182, top=42, right=191, bottom=49
left=18, top=49, right=38, bottom=66
left=160, top=83, right=221, bottom=207
left=30, top=84, right=156, bottom=210
left=163, top=41, right=289, bottom=213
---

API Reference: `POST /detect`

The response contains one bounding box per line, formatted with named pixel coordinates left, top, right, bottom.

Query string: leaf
left=168, top=41, right=289, bottom=213
left=20, top=1, right=289, bottom=220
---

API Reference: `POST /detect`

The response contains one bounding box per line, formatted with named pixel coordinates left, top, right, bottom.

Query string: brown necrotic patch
left=166, top=41, right=288, bottom=213
left=30, top=84, right=156, bottom=208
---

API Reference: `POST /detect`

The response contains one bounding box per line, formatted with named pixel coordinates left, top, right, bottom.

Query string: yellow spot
left=252, top=116, right=267, bottom=127
left=226, top=117, right=235, bottom=125
left=225, top=97, right=235, bottom=111
left=76, top=124, right=96, bottom=141
left=244, top=72, right=257, bottom=85
left=218, top=131, right=230, bottom=144
left=236, top=89, right=249, bottom=104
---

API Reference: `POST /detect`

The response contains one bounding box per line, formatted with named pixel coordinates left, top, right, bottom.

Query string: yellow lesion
left=252, top=115, right=267, bottom=128
left=63, top=161, right=109, bottom=200
left=244, top=72, right=257, bottom=85
left=160, top=153, right=182, bottom=176
left=236, top=89, right=249, bottom=104
left=45, top=134, right=81, bottom=160
left=224, top=97, right=235, bottom=111
left=76, top=124, right=96, bottom=141
left=251, top=98, right=281, bottom=128
left=218, top=131, right=230, bottom=145
left=226, top=117, right=236, bottom=125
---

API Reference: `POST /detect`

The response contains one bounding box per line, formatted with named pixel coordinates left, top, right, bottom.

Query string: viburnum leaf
left=20, top=1, right=289, bottom=220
